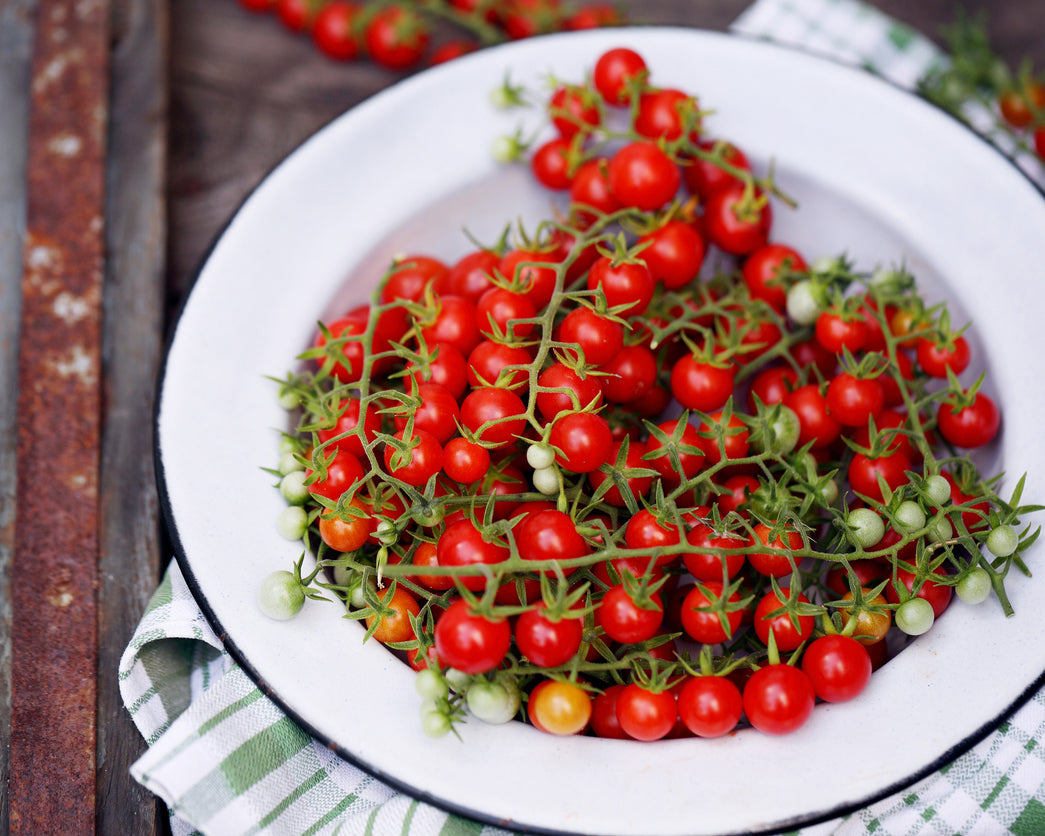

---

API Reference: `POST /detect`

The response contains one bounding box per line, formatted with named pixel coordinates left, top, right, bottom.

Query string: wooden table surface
left=1, top=0, right=1043, bottom=832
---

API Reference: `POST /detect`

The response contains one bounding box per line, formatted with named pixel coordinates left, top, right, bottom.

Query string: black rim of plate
left=152, top=26, right=1045, bottom=836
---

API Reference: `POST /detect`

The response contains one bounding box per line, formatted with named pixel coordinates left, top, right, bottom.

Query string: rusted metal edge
left=10, top=0, right=111, bottom=833
left=0, top=2, right=38, bottom=833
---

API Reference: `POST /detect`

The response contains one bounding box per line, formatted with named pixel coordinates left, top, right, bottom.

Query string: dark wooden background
left=1, top=0, right=1044, bottom=833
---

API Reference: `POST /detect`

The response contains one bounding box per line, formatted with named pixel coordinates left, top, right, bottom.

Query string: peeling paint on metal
left=9, top=0, right=110, bottom=831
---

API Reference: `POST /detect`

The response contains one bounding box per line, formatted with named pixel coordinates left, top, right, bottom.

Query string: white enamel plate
left=157, top=27, right=1045, bottom=835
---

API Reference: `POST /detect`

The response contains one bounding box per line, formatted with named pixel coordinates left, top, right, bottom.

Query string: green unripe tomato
left=986, top=524, right=1018, bottom=558
left=956, top=567, right=992, bottom=604
left=276, top=506, right=308, bottom=540
left=893, top=500, right=926, bottom=535
left=895, top=597, right=935, bottom=636
left=257, top=570, right=305, bottom=620
left=847, top=507, right=885, bottom=549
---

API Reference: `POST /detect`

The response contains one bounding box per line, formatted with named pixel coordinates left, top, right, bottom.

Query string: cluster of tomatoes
left=998, top=75, right=1045, bottom=161
left=264, top=46, right=1036, bottom=742
left=235, top=0, right=623, bottom=69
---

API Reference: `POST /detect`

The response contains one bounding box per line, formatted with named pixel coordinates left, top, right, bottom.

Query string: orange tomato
left=366, top=585, right=421, bottom=644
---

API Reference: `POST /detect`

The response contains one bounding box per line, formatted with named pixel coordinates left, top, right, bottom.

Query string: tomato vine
left=263, top=45, right=1041, bottom=741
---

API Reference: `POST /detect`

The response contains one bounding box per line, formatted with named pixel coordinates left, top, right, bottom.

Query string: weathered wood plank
left=96, top=0, right=168, bottom=832
left=9, top=0, right=109, bottom=832
left=0, top=2, right=36, bottom=834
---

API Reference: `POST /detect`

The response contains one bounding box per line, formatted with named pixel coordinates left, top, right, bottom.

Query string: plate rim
left=153, top=25, right=1045, bottom=835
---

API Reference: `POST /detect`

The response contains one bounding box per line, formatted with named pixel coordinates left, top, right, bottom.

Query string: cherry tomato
left=564, top=2, right=623, bottom=29
left=742, top=243, right=807, bottom=313
left=676, top=675, right=743, bottom=738
left=916, top=334, right=970, bottom=378
left=747, top=366, right=798, bottom=411
left=682, top=523, right=747, bottom=582
left=607, top=142, right=681, bottom=211
left=381, top=255, right=449, bottom=304
left=637, top=220, right=706, bottom=289
left=536, top=363, right=603, bottom=420
left=428, top=39, right=477, bottom=65
left=838, top=589, right=892, bottom=646
left=513, top=507, right=589, bottom=570
left=442, top=437, right=491, bottom=484
left=753, top=589, right=815, bottom=651
left=276, top=0, right=325, bottom=31
left=848, top=449, right=912, bottom=503
left=644, top=418, right=706, bottom=484
left=318, top=496, right=373, bottom=553
left=476, top=286, right=537, bottom=340
left=408, top=541, right=456, bottom=592
left=405, top=341, right=468, bottom=399
left=316, top=397, right=381, bottom=459
left=418, top=295, right=481, bottom=358
left=531, top=137, right=574, bottom=190
left=634, top=88, right=700, bottom=141
left=597, top=584, right=664, bottom=644
left=366, top=585, right=421, bottom=644
left=445, top=249, right=499, bottom=300
left=624, top=508, right=683, bottom=568
left=702, top=183, right=772, bottom=255
left=383, top=428, right=443, bottom=486
left=312, top=1, right=363, bottom=60
left=743, top=664, right=815, bottom=735
left=498, top=248, right=560, bottom=310
left=515, top=603, right=584, bottom=667
left=815, top=310, right=868, bottom=356
left=395, top=383, right=460, bottom=444
left=466, top=340, right=531, bottom=391
left=615, top=683, right=677, bottom=741
left=459, top=387, right=527, bottom=447
left=592, top=47, right=648, bottom=105
left=307, top=448, right=364, bottom=503
left=548, top=83, right=601, bottom=139
left=590, top=684, right=631, bottom=739
left=499, top=0, right=562, bottom=39
left=528, top=679, right=592, bottom=735
left=693, top=410, right=750, bottom=466
left=714, top=473, right=761, bottom=517
left=569, top=157, right=620, bottom=225
left=587, top=254, right=655, bottom=316
left=826, top=372, right=884, bottom=428
left=748, top=523, right=803, bottom=578
left=936, top=391, right=1000, bottom=449
left=549, top=411, right=613, bottom=473
left=999, top=81, right=1045, bottom=129
left=364, top=5, right=430, bottom=70
left=588, top=438, right=653, bottom=506
left=437, top=518, right=510, bottom=590
left=557, top=306, right=624, bottom=366
left=801, top=634, right=872, bottom=703
left=784, top=384, right=841, bottom=449
left=434, top=599, right=511, bottom=674
left=680, top=582, right=743, bottom=644
left=670, top=355, right=736, bottom=413
left=598, top=344, right=657, bottom=404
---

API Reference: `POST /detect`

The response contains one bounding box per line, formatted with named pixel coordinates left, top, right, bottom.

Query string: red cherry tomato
left=615, top=683, right=678, bottom=741
left=801, top=634, right=872, bottom=703
left=592, top=47, right=648, bottom=105
left=434, top=599, right=511, bottom=674
left=676, top=676, right=743, bottom=738
left=607, top=142, right=681, bottom=212
left=743, top=664, right=815, bottom=735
